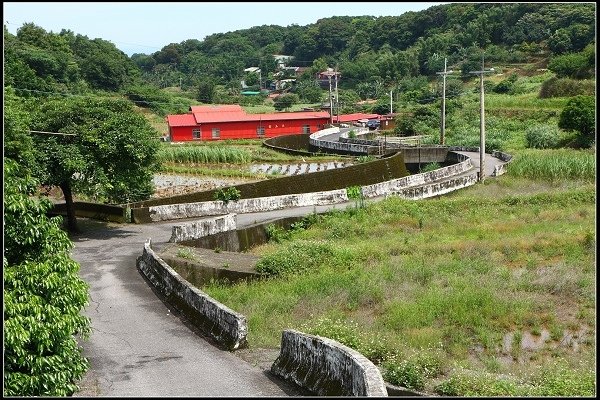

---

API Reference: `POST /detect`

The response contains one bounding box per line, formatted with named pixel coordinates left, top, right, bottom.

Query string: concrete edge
left=271, top=329, right=388, bottom=397
left=136, top=239, right=248, bottom=350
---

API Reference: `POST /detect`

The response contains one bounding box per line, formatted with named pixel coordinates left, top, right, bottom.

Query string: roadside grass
left=202, top=179, right=596, bottom=396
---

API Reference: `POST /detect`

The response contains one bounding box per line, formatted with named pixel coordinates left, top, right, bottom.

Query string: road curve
left=71, top=220, right=305, bottom=397
left=71, top=146, right=506, bottom=396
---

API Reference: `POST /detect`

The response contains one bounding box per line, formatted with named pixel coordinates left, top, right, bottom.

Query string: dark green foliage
left=558, top=95, right=595, bottom=147
left=394, top=105, right=438, bottom=136
left=214, top=186, right=242, bottom=203
left=30, top=96, right=160, bottom=230
left=493, top=74, right=518, bottom=94
left=3, top=159, right=91, bottom=396
left=274, top=93, right=299, bottom=111
left=547, top=48, right=595, bottom=79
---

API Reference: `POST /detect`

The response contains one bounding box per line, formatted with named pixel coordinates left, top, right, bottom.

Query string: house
left=333, top=113, right=380, bottom=125
left=317, top=68, right=341, bottom=89
left=166, top=104, right=330, bottom=141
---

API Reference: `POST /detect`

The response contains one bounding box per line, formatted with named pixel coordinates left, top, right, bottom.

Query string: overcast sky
left=4, top=2, right=444, bottom=56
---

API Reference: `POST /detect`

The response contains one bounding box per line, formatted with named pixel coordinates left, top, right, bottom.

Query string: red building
left=166, top=105, right=330, bottom=141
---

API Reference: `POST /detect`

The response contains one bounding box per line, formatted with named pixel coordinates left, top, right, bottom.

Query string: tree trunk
left=59, top=181, right=79, bottom=233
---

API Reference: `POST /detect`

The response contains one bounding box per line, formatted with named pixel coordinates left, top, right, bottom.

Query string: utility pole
left=469, top=54, right=494, bottom=183
left=334, top=66, right=339, bottom=123
left=436, top=58, right=453, bottom=145
left=389, top=90, right=393, bottom=114
left=328, top=73, right=333, bottom=125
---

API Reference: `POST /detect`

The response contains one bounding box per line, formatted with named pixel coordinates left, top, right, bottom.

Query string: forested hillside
left=5, top=3, right=595, bottom=113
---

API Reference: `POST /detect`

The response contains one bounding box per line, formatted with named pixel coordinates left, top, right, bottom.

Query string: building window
left=257, top=126, right=265, bottom=137
left=302, top=125, right=311, bottom=134
left=212, top=128, right=220, bottom=139
left=192, top=129, right=201, bottom=139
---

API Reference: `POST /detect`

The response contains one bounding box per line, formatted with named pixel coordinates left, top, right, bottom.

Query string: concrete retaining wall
left=491, top=150, right=513, bottom=177
left=361, top=158, right=473, bottom=198
left=271, top=330, right=388, bottom=397
left=149, top=189, right=348, bottom=222
left=136, top=240, right=247, bottom=350
left=388, top=170, right=478, bottom=200
left=169, top=214, right=237, bottom=243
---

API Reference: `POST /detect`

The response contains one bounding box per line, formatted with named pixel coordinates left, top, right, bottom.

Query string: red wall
left=169, top=118, right=329, bottom=141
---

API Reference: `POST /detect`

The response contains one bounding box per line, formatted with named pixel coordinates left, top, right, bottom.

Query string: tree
left=274, top=93, right=299, bottom=111
left=558, top=95, right=595, bottom=147
left=3, top=159, right=91, bottom=396
left=31, top=97, right=160, bottom=232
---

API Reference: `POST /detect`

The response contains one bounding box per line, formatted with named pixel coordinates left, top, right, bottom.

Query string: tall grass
left=508, top=149, right=596, bottom=182
left=201, top=184, right=595, bottom=396
left=158, top=145, right=252, bottom=164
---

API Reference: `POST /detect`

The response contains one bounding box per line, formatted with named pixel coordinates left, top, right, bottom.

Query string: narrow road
left=72, top=149, right=505, bottom=396
left=71, top=220, right=305, bottom=396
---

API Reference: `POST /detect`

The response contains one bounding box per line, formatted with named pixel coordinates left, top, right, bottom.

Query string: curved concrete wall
left=361, top=158, right=473, bottom=198
left=169, top=214, right=237, bottom=243
left=149, top=190, right=348, bottom=222
left=388, top=170, right=478, bottom=200
left=136, top=240, right=247, bottom=350
left=491, top=150, right=513, bottom=177
left=271, top=330, right=388, bottom=397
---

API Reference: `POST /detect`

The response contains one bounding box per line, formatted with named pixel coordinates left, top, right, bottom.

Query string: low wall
left=361, top=158, right=473, bottom=198
left=48, top=201, right=126, bottom=223
left=136, top=240, right=247, bottom=350
left=169, top=214, right=237, bottom=243
left=271, top=330, right=388, bottom=397
left=131, top=152, right=408, bottom=222
left=388, top=170, right=478, bottom=200
left=491, top=150, right=513, bottom=177
left=262, top=133, right=315, bottom=156
left=149, top=189, right=348, bottom=222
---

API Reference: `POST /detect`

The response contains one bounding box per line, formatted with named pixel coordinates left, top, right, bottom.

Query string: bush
left=493, top=74, right=518, bottom=94
left=214, top=186, right=241, bottom=203
left=548, top=52, right=594, bottom=79
left=539, top=77, right=596, bottom=98
left=3, top=160, right=91, bottom=396
left=558, top=95, right=595, bottom=147
left=525, top=124, right=561, bottom=149
left=383, top=351, right=443, bottom=391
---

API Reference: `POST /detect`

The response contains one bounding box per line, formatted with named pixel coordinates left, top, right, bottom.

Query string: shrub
left=539, top=77, right=596, bottom=98
left=548, top=51, right=594, bottom=79
left=214, top=186, right=241, bottom=203
left=383, top=351, right=443, bottom=391
left=525, top=124, right=561, bottom=149
left=420, top=162, right=441, bottom=173
left=493, top=74, right=518, bottom=94
left=3, top=160, right=91, bottom=396
left=558, top=95, right=595, bottom=147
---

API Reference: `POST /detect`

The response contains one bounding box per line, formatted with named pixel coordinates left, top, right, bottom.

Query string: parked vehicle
left=366, top=119, right=380, bottom=129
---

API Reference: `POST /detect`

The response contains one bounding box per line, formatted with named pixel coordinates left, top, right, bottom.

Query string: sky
left=4, top=2, right=445, bottom=56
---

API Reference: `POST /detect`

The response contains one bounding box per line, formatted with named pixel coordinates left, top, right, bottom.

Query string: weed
left=176, top=247, right=196, bottom=260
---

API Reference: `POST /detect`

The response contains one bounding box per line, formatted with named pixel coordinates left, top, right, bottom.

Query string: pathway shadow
left=67, top=218, right=140, bottom=242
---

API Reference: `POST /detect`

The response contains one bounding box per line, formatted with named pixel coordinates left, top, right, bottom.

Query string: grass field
left=203, top=171, right=595, bottom=396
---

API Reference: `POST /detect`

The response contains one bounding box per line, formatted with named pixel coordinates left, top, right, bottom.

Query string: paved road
left=71, top=149, right=505, bottom=396
left=71, top=220, right=307, bottom=397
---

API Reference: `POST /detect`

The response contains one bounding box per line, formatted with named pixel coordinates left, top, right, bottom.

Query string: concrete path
left=71, top=221, right=306, bottom=397
left=71, top=149, right=505, bottom=397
